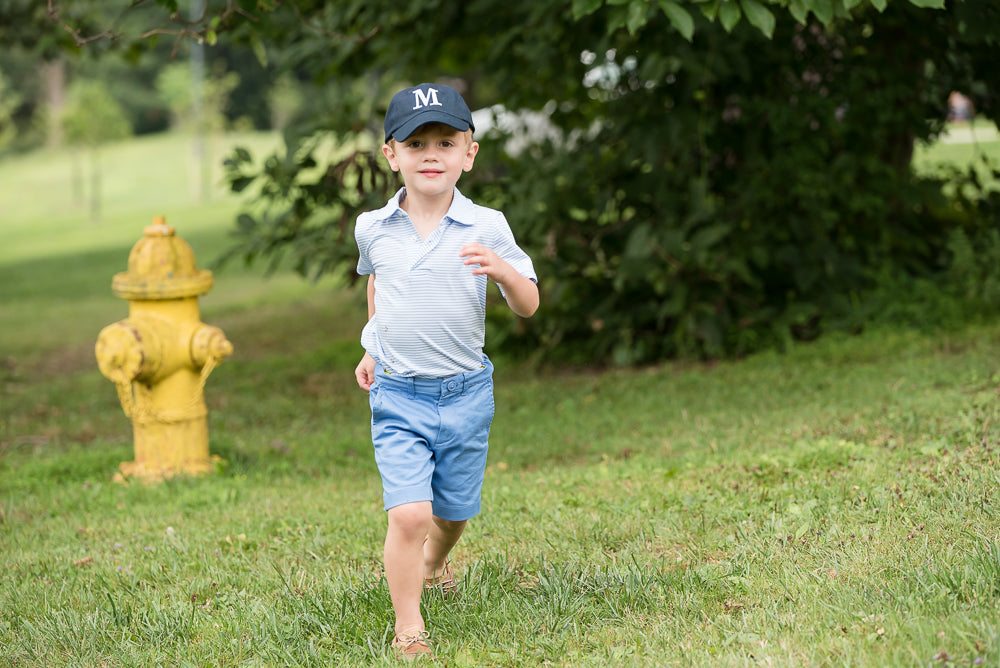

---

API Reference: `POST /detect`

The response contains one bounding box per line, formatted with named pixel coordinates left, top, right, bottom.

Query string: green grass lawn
left=2, top=130, right=999, bottom=666
left=912, top=119, right=1000, bottom=191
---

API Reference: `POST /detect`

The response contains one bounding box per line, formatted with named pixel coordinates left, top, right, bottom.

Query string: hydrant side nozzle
left=95, top=320, right=161, bottom=384
left=190, top=324, right=234, bottom=368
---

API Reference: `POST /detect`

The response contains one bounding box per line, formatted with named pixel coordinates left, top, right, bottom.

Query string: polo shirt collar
left=379, top=187, right=476, bottom=226
left=443, top=188, right=476, bottom=226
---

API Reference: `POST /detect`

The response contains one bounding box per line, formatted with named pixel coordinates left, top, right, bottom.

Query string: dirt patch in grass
left=6, top=343, right=97, bottom=381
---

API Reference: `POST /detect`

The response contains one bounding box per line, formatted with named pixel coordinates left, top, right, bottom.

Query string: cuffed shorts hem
left=384, top=485, right=433, bottom=511
left=431, top=499, right=481, bottom=522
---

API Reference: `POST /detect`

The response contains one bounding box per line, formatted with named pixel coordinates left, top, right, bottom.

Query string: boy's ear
left=382, top=143, right=400, bottom=172
left=463, top=141, right=479, bottom=172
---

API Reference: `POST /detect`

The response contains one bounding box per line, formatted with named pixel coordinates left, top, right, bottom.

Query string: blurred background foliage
left=2, top=0, right=999, bottom=365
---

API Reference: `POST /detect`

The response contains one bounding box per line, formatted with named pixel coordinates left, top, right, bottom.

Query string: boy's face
left=382, top=123, right=479, bottom=200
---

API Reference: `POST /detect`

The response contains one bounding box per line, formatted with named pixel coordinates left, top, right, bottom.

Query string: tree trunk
left=40, top=59, right=67, bottom=149
left=71, top=148, right=84, bottom=204
left=89, top=147, right=101, bottom=224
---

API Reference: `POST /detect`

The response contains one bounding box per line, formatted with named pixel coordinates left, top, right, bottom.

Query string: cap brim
left=388, top=110, right=474, bottom=142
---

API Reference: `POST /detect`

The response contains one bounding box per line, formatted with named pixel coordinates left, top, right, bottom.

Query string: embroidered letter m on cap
left=411, top=87, right=442, bottom=110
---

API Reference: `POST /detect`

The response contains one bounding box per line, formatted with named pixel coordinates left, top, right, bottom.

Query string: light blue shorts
left=369, top=357, right=495, bottom=521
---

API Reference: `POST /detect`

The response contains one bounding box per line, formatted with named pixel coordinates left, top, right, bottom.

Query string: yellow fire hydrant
left=95, top=217, right=233, bottom=482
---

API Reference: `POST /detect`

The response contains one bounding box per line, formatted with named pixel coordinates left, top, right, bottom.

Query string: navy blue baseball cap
left=384, top=83, right=475, bottom=143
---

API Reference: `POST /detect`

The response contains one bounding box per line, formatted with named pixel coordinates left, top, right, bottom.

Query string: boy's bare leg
left=424, top=516, right=467, bottom=578
left=385, top=501, right=433, bottom=634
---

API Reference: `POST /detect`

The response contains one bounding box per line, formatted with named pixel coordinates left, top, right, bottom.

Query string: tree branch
left=287, top=0, right=380, bottom=43
left=45, top=0, right=258, bottom=51
left=46, top=0, right=122, bottom=46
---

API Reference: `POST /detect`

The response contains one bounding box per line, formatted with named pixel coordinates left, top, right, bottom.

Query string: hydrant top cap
left=145, top=215, right=174, bottom=237
left=145, top=222, right=175, bottom=237
left=111, top=217, right=214, bottom=300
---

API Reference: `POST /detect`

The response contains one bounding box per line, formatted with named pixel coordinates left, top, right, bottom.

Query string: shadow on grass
left=0, top=229, right=247, bottom=302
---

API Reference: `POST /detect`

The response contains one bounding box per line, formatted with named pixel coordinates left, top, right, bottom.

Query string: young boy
left=353, top=83, right=539, bottom=659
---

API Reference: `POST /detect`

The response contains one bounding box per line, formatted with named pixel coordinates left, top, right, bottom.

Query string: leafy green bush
left=465, top=5, right=997, bottom=363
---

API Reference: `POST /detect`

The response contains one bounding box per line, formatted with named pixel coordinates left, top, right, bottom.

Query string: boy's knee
left=433, top=517, right=466, bottom=534
left=388, top=501, right=433, bottom=537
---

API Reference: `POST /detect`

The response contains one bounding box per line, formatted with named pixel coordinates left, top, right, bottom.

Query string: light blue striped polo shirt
left=356, top=187, right=536, bottom=378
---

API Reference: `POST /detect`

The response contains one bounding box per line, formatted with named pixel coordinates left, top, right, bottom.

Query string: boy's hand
left=459, top=243, right=514, bottom=283
left=355, top=352, right=376, bottom=392
left=459, top=243, right=539, bottom=318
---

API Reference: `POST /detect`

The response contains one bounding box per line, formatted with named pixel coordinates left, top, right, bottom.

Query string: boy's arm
left=355, top=274, right=377, bottom=391
left=459, top=243, right=539, bottom=318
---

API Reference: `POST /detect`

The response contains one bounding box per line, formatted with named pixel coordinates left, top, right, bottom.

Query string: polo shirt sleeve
left=491, top=212, right=537, bottom=299
left=494, top=212, right=536, bottom=281
left=355, top=212, right=374, bottom=276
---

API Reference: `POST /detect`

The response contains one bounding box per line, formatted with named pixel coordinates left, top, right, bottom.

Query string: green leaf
left=658, top=0, right=695, bottom=41
left=795, top=522, right=811, bottom=540
left=871, top=0, right=887, bottom=11
left=843, top=0, right=864, bottom=9
left=789, top=0, right=809, bottom=24
left=624, top=223, right=655, bottom=259
left=689, top=223, right=731, bottom=251
left=236, top=213, right=257, bottom=231
left=231, top=176, right=256, bottom=193
left=571, top=0, right=604, bottom=18
left=907, top=0, right=945, bottom=7
left=719, top=0, right=741, bottom=32
left=699, top=0, right=719, bottom=21
left=740, top=0, right=775, bottom=37
left=811, top=0, right=834, bottom=24
left=626, top=1, right=649, bottom=34
left=608, top=5, right=628, bottom=32
left=249, top=32, right=268, bottom=67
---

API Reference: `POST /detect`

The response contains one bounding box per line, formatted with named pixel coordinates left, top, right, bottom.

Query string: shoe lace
left=395, top=629, right=430, bottom=649
left=425, top=562, right=456, bottom=592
